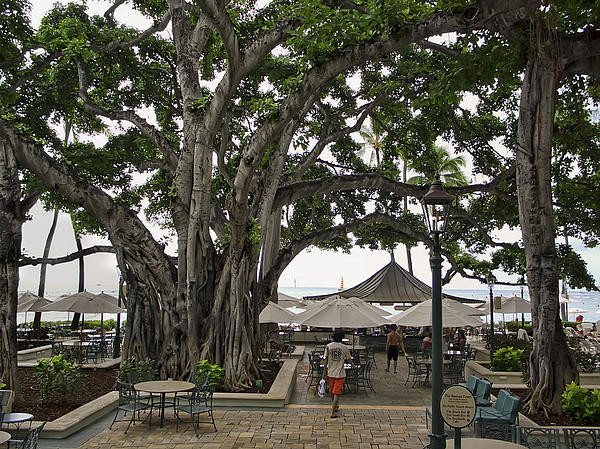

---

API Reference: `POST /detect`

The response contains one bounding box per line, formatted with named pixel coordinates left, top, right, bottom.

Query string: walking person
left=386, top=324, right=406, bottom=373
left=322, top=329, right=354, bottom=418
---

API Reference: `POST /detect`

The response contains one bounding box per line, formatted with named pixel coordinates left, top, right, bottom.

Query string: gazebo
left=303, top=253, right=482, bottom=305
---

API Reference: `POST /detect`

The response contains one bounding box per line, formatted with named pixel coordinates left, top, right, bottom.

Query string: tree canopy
left=1, top=0, right=599, bottom=413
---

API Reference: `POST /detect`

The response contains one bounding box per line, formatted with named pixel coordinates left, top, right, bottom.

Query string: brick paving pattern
left=80, top=407, right=429, bottom=449
left=77, top=349, right=436, bottom=448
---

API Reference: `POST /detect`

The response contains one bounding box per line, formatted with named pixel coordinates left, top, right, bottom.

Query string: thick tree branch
left=236, top=0, right=529, bottom=209
left=261, top=212, right=431, bottom=290
left=75, top=58, right=179, bottom=173
left=20, top=190, right=41, bottom=214
left=20, top=245, right=115, bottom=267
left=562, top=32, right=600, bottom=77
left=418, top=39, right=461, bottom=58
left=94, top=11, right=172, bottom=52
left=198, top=0, right=241, bottom=70
left=103, top=0, right=127, bottom=27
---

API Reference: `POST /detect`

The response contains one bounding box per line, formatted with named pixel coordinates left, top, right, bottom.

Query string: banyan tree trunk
left=516, top=40, right=577, bottom=416
left=0, top=140, right=21, bottom=397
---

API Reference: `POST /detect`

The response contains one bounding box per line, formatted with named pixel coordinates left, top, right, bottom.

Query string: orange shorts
left=328, top=377, right=345, bottom=395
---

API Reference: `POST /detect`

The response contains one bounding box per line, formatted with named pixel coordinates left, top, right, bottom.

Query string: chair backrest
left=191, top=383, right=215, bottom=408
left=475, top=379, right=491, bottom=401
left=500, top=394, right=520, bottom=424
left=18, top=422, right=46, bottom=449
left=466, top=375, right=479, bottom=393
left=494, top=389, right=510, bottom=410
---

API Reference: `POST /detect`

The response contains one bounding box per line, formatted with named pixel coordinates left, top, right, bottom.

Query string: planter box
left=466, top=361, right=600, bottom=389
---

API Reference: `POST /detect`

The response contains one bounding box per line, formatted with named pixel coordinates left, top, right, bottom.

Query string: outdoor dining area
left=16, top=290, right=126, bottom=365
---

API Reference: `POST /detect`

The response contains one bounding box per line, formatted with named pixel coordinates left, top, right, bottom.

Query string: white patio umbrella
left=294, top=295, right=391, bottom=328
left=40, top=291, right=126, bottom=333
left=259, top=301, right=297, bottom=324
left=392, top=298, right=484, bottom=328
left=493, top=295, right=532, bottom=314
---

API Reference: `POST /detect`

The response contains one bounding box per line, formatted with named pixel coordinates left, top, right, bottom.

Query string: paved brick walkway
left=74, top=348, right=438, bottom=448
left=80, top=406, right=430, bottom=449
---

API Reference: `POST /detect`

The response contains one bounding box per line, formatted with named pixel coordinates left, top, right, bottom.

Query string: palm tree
left=408, top=144, right=468, bottom=186
left=357, top=118, right=385, bottom=166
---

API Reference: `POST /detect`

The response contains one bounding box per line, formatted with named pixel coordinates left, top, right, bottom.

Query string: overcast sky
left=19, top=1, right=600, bottom=297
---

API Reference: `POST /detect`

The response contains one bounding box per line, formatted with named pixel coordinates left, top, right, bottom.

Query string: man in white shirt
left=322, top=329, right=353, bottom=418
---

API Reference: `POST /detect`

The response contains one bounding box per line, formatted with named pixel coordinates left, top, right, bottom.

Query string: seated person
left=421, top=328, right=432, bottom=351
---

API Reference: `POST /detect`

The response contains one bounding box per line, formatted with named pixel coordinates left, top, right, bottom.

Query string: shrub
left=194, top=360, right=225, bottom=385
left=33, top=355, right=81, bottom=402
left=505, top=321, right=533, bottom=335
left=561, top=382, right=600, bottom=425
left=491, top=346, right=526, bottom=372
left=118, top=357, right=157, bottom=383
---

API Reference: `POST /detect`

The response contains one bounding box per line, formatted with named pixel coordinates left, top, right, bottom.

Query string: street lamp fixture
left=486, top=272, right=497, bottom=359
left=421, top=179, right=453, bottom=449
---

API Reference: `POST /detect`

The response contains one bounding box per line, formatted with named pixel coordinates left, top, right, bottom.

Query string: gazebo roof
left=303, top=254, right=482, bottom=305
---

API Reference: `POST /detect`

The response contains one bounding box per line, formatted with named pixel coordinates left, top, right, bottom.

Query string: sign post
left=440, top=385, right=477, bottom=449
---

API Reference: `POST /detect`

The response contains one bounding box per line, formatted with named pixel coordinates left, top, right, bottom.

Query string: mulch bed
left=14, top=362, right=281, bottom=421
left=14, top=366, right=119, bottom=421
left=491, top=388, right=576, bottom=426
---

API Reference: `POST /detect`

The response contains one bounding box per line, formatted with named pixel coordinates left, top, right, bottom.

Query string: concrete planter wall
left=466, top=360, right=600, bottom=388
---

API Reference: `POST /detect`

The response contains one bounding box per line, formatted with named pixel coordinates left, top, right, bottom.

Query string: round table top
left=2, top=412, right=34, bottom=423
left=134, top=380, right=195, bottom=394
left=446, top=438, right=527, bottom=449
left=0, top=431, right=11, bottom=444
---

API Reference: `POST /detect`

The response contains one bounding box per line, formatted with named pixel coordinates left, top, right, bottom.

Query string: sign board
left=440, top=385, right=476, bottom=429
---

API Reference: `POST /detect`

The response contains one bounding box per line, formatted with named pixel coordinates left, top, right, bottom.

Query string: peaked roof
left=303, top=254, right=482, bottom=305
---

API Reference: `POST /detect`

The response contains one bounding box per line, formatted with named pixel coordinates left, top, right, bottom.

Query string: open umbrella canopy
left=40, top=291, right=126, bottom=314
left=493, top=295, right=532, bottom=314
left=392, top=298, right=484, bottom=328
left=277, top=292, right=304, bottom=308
left=17, top=295, right=52, bottom=313
left=259, top=302, right=297, bottom=324
left=95, top=291, right=126, bottom=309
left=294, top=295, right=390, bottom=328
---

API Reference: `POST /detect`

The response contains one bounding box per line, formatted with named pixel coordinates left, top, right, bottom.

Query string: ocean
left=17, top=286, right=600, bottom=326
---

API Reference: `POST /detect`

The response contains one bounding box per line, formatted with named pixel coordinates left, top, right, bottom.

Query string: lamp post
left=421, top=179, right=453, bottom=449
left=486, top=273, right=497, bottom=359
